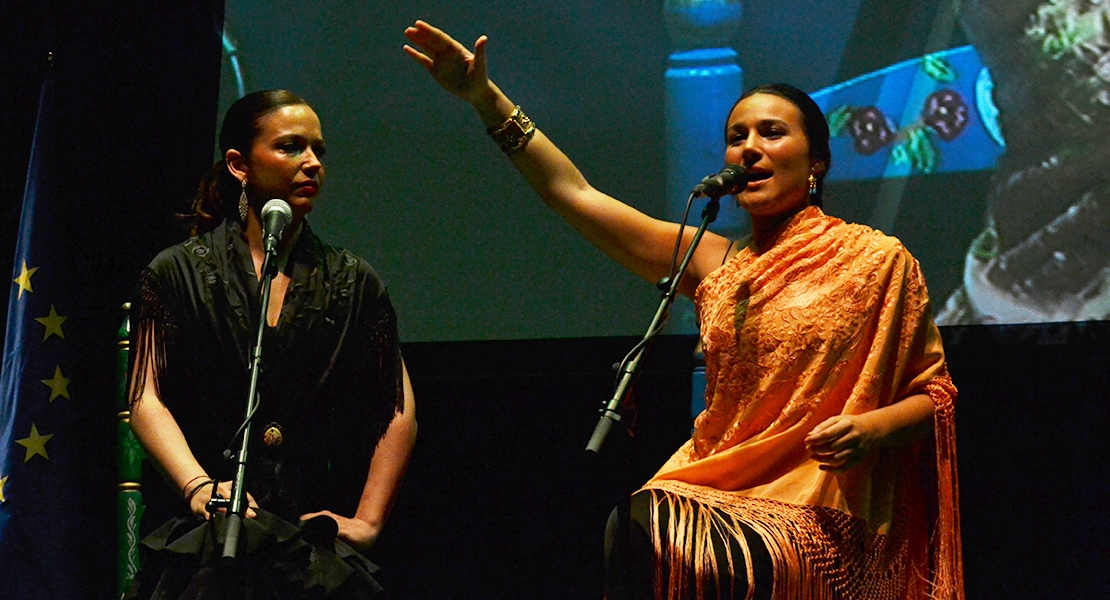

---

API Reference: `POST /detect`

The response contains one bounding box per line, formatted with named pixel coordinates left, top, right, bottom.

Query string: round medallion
left=262, top=423, right=284, bottom=447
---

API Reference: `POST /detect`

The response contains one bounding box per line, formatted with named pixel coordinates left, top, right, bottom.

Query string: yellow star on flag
left=15, top=424, right=53, bottom=462
left=35, top=304, right=67, bottom=340
left=41, top=366, right=71, bottom=402
left=0, top=475, right=7, bottom=503
left=13, top=261, right=38, bottom=299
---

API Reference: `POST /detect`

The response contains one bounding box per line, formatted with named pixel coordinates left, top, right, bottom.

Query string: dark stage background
left=2, top=1, right=1109, bottom=599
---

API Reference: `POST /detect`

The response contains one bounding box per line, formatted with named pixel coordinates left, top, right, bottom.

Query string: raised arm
left=403, top=20, right=733, bottom=296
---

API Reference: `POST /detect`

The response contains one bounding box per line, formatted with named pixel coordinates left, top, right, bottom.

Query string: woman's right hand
left=186, top=479, right=258, bottom=520
left=403, top=20, right=492, bottom=106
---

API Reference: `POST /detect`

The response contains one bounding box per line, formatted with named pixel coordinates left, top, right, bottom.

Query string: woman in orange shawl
left=404, top=20, right=962, bottom=600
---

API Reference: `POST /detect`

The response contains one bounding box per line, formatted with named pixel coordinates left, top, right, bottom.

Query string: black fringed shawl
left=130, top=219, right=403, bottom=525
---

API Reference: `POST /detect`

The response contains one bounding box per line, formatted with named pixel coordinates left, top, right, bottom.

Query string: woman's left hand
left=300, top=510, right=380, bottom=551
left=804, top=414, right=878, bottom=473
left=805, top=394, right=936, bottom=472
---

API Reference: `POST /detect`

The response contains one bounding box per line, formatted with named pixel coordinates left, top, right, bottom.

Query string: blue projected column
left=664, top=0, right=744, bottom=332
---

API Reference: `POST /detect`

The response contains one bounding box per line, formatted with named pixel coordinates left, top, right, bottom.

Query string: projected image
left=794, top=0, right=1110, bottom=325
left=217, top=0, right=1110, bottom=340
left=934, top=0, right=1110, bottom=324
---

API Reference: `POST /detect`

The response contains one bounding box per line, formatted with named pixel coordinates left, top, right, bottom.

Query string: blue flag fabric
left=0, top=73, right=83, bottom=599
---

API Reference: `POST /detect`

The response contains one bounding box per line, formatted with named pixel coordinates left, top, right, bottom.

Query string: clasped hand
left=804, top=414, right=877, bottom=473
left=187, top=480, right=258, bottom=520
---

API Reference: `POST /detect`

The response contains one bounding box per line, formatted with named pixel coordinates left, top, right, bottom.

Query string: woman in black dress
left=127, top=90, right=417, bottom=599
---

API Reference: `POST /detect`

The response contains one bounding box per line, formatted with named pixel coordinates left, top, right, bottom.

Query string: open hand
left=403, top=20, right=491, bottom=104
left=804, top=414, right=877, bottom=473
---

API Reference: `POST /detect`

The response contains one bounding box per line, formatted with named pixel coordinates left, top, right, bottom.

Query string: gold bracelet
left=487, top=106, right=536, bottom=154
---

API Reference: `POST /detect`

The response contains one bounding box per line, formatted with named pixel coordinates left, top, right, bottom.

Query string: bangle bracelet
left=184, top=478, right=215, bottom=504
left=181, top=474, right=209, bottom=498
left=487, top=106, right=536, bottom=154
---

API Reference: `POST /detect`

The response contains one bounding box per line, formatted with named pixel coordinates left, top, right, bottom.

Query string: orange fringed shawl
left=642, top=206, right=963, bottom=599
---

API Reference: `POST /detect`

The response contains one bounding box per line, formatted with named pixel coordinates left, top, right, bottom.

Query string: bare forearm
left=469, top=83, right=602, bottom=219
left=468, top=82, right=731, bottom=288
left=352, top=364, right=418, bottom=534
left=404, top=21, right=732, bottom=289
left=862, top=393, right=935, bottom=447
left=470, top=84, right=632, bottom=242
left=130, top=394, right=207, bottom=494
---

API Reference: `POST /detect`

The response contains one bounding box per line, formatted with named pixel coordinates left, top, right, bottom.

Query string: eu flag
left=0, top=69, right=83, bottom=599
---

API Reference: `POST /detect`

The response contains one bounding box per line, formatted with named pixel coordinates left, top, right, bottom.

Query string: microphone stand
left=585, top=193, right=721, bottom=453
left=215, top=243, right=279, bottom=559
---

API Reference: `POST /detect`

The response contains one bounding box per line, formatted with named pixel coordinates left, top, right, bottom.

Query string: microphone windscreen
left=261, top=199, right=292, bottom=225
left=720, top=164, right=748, bottom=185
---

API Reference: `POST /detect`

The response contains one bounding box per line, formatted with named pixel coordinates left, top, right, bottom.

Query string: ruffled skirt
left=125, top=510, right=385, bottom=600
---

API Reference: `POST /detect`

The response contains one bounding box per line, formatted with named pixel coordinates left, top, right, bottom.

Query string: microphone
left=261, top=199, right=292, bottom=255
left=693, top=164, right=749, bottom=198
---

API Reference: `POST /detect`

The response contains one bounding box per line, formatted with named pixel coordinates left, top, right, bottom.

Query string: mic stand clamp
left=585, top=195, right=721, bottom=453
left=220, top=244, right=279, bottom=559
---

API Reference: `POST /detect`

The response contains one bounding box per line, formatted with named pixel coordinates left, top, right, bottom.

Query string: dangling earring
left=808, top=173, right=817, bottom=198
left=238, top=178, right=249, bottom=222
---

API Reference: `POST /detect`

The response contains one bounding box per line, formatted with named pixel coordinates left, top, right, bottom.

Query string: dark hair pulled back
left=730, top=83, right=832, bottom=207
left=184, top=90, right=310, bottom=235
